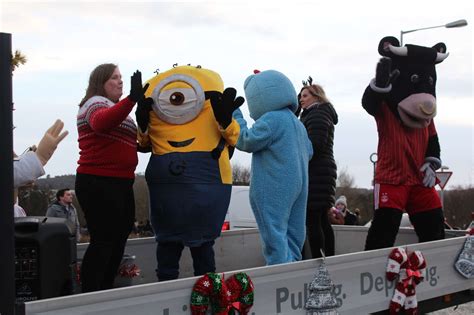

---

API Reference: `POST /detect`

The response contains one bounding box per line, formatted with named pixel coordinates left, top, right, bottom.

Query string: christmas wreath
left=190, top=272, right=254, bottom=315
left=225, top=272, right=254, bottom=315
left=190, top=273, right=230, bottom=315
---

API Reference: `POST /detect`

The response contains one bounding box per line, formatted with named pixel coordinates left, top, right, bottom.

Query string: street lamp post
left=369, top=153, right=378, bottom=215
left=400, top=19, right=468, bottom=46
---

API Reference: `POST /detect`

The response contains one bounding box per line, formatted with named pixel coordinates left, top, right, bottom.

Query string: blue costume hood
left=243, top=70, right=298, bottom=120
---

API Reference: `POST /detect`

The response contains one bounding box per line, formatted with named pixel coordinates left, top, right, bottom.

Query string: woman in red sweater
left=75, top=63, right=146, bottom=292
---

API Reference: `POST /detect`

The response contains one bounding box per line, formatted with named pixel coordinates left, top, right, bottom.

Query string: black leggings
left=365, top=207, right=445, bottom=250
left=306, top=207, right=335, bottom=258
left=75, top=173, right=135, bottom=292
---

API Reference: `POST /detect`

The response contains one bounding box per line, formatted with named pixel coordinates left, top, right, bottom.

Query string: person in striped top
left=75, top=63, right=147, bottom=292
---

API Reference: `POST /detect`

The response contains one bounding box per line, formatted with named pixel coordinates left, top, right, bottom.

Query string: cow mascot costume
left=363, top=36, right=449, bottom=250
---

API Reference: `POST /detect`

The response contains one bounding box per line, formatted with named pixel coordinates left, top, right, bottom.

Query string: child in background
left=334, top=195, right=358, bottom=225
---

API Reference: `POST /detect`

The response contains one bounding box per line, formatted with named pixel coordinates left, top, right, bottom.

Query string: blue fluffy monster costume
left=233, top=70, right=313, bottom=265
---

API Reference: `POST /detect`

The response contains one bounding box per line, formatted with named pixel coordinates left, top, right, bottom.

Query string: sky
left=1, top=0, right=473, bottom=189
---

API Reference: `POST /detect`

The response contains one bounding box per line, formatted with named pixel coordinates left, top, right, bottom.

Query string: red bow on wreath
left=386, top=247, right=426, bottom=315
left=191, top=272, right=254, bottom=315
left=225, top=273, right=254, bottom=315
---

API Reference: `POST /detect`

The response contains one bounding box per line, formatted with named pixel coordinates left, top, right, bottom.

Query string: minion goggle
left=151, top=74, right=208, bottom=125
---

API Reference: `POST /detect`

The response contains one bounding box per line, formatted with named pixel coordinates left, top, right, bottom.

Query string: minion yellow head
left=140, top=65, right=239, bottom=184
left=142, top=65, right=232, bottom=153
left=145, top=65, right=224, bottom=125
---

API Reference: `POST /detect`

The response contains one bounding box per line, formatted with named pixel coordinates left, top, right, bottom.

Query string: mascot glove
left=135, top=97, right=154, bottom=133
left=420, top=157, right=441, bottom=188
left=207, top=88, right=245, bottom=129
left=128, top=71, right=149, bottom=103
left=370, top=57, right=400, bottom=92
left=36, top=119, right=68, bottom=166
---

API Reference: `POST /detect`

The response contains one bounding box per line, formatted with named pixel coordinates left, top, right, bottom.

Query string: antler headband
left=302, top=76, right=313, bottom=87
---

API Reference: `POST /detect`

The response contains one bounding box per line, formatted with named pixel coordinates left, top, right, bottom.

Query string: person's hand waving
left=35, top=119, right=69, bottom=166
left=129, top=70, right=149, bottom=103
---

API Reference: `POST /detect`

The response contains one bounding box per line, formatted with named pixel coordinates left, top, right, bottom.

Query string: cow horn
left=436, top=52, right=449, bottom=62
left=388, top=45, right=408, bottom=56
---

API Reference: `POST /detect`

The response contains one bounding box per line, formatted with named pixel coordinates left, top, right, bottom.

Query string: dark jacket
left=344, top=210, right=359, bottom=225
left=300, top=102, right=338, bottom=211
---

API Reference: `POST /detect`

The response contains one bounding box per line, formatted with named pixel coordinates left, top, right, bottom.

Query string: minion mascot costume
left=363, top=37, right=449, bottom=250
left=136, top=66, right=242, bottom=281
left=215, top=70, right=312, bottom=265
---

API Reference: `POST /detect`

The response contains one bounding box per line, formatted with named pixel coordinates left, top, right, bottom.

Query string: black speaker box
left=15, top=216, right=77, bottom=303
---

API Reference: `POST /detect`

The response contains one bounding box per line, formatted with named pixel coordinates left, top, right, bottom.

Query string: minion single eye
left=151, top=74, right=205, bottom=124
left=428, top=76, right=434, bottom=85
left=411, top=74, right=419, bottom=83
left=170, top=92, right=185, bottom=105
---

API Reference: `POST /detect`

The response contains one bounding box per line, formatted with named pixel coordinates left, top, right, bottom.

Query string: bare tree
left=337, top=166, right=355, bottom=188
left=444, top=188, right=474, bottom=229
left=232, top=163, right=250, bottom=185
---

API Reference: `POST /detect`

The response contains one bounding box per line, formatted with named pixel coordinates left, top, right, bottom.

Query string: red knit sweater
left=77, top=96, right=138, bottom=179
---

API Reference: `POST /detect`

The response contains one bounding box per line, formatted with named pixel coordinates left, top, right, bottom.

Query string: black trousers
left=156, top=240, right=216, bottom=281
left=75, top=173, right=135, bottom=292
left=305, top=207, right=335, bottom=258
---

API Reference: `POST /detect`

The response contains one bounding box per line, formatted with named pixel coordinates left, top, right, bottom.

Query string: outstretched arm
left=233, top=109, right=273, bottom=153
left=14, top=151, right=44, bottom=188
left=14, top=119, right=68, bottom=187
left=362, top=57, right=399, bottom=116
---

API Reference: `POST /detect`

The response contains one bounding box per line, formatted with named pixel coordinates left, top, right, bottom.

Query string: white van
left=223, top=185, right=257, bottom=230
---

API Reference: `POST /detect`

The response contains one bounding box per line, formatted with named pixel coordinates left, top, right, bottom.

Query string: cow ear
left=378, top=36, right=400, bottom=57
left=432, top=42, right=447, bottom=54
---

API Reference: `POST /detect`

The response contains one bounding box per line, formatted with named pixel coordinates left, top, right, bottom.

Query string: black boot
left=409, top=208, right=445, bottom=242
left=365, top=208, right=403, bottom=250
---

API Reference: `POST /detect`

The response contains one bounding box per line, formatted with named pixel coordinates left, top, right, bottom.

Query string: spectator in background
left=46, top=188, right=81, bottom=241
left=132, top=218, right=139, bottom=237
left=75, top=63, right=147, bottom=292
left=13, top=200, right=27, bottom=217
left=354, top=208, right=362, bottom=224
left=334, top=195, right=358, bottom=225
left=328, top=206, right=345, bottom=225
left=299, top=80, right=338, bottom=258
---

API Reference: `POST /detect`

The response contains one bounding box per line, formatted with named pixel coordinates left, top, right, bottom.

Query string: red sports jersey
left=374, top=104, right=437, bottom=185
